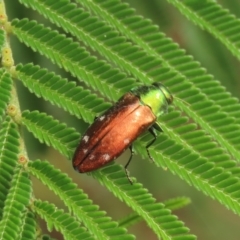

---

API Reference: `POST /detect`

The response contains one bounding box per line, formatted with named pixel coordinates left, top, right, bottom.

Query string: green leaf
left=19, top=211, right=37, bottom=240
left=0, top=117, right=20, bottom=220
left=0, top=167, right=32, bottom=240
left=0, top=70, right=12, bottom=121
left=119, top=197, right=191, bottom=228
left=79, top=0, right=240, bottom=122
left=0, top=29, right=5, bottom=50
left=11, top=18, right=136, bottom=100
left=33, top=200, right=94, bottom=240
left=166, top=0, right=240, bottom=60
left=6, top=0, right=240, bottom=238
left=28, top=160, right=135, bottom=240
left=80, top=0, right=240, bottom=160
left=21, top=110, right=79, bottom=159
left=19, top=0, right=162, bottom=85
left=134, top=134, right=240, bottom=216
left=16, top=63, right=110, bottom=123
left=20, top=110, right=195, bottom=238
left=23, top=109, right=240, bottom=218
left=92, top=164, right=196, bottom=240
left=159, top=110, right=240, bottom=177
left=11, top=8, right=240, bottom=163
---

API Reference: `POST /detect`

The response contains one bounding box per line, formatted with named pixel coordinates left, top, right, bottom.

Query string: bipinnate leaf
left=16, top=63, right=110, bottom=123
left=11, top=18, right=136, bottom=101
left=28, top=160, right=135, bottom=240
left=21, top=110, right=79, bottom=159
left=0, top=117, right=20, bottom=219
left=33, top=200, right=94, bottom=240
left=0, top=167, right=31, bottom=240
left=92, top=164, right=196, bottom=240
left=166, top=0, right=240, bottom=60
left=11, top=17, right=240, bottom=163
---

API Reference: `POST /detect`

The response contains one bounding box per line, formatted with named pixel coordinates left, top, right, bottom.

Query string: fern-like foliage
left=19, top=211, right=37, bottom=240
left=79, top=0, right=240, bottom=156
left=29, top=159, right=194, bottom=240
left=1, top=0, right=240, bottom=239
left=118, top=197, right=191, bottom=228
left=12, top=11, right=239, bottom=228
left=21, top=110, right=80, bottom=159
left=166, top=0, right=240, bottom=60
left=79, top=0, right=240, bottom=119
left=0, top=70, right=12, bottom=121
left=19, top=0, right=163, bottom=84
left=0, top=166, right=32, bottom=239
left=134, top=134, right=240, bottom=215
left=33, top=200, right=95, bottom=240
left=160, top=110, right=240, bottom=177
left=0, top=117, right=20, bottom=219
left=91, top=164, right=196, bottom=240
left=0, top=119, right=31, bottom=238
left=78, top=0, right=240, bottom=158
left=21, top=109, right=195, bottom=238
left=11, top=18, right=137, bottom=101
left=21, top=102, right=240, bottom=217
left=16, top=63, right=111, bottom=123
left=11, top=10, right=240, bottom=163
left=0, top=117, right=33, bottom=239
left=28, top=160, right=135, bottom=240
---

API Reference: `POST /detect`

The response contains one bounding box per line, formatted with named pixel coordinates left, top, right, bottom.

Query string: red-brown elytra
left=72, top=82, right=173, bottom=183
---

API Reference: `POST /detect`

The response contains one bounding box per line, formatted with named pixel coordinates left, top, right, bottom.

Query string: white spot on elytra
left=83, top=149, right=88, bottom=154
left=103, top=154, right=110, bottom=162
left=99, top=115, right=105, bottom=121
left=83, top=135, right=89, bottom=143
left=135, top=110, right=141, bottom=116
left=124, top=139, right=130, bottom=145
left=89, top=154, right=95, bottom=160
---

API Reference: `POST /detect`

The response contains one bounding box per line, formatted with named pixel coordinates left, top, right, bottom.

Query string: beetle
left=72, top=82, right=173, bottom=183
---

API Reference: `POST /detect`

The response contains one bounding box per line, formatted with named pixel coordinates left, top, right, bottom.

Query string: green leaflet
left=0, top=70, right=12, bottom=121
left=16, top=63, right=110, bottom=123
left=28, top=160, right=135, bottom=240
left=33, top=200, right=94, bottom=240
left=21, top=110, right=79, bottom=159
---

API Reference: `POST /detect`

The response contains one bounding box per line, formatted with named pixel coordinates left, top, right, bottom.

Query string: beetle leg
left=146, top=127, right=158, bottom=162
left=124, top=145, right=134, bottom=184
left=152, top=122, right=163, bottom=132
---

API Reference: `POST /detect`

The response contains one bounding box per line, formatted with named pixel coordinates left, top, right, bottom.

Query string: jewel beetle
left=72, top=82, right=173, bottom=183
